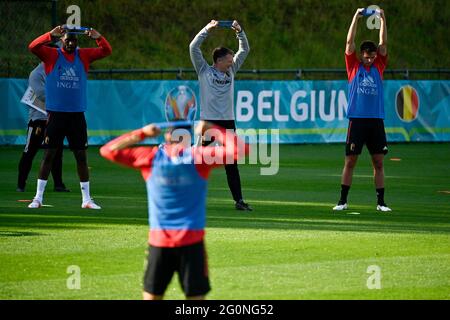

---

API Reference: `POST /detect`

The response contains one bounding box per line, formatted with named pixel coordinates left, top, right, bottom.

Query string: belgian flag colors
left=396, top=85, right=419, bottom=121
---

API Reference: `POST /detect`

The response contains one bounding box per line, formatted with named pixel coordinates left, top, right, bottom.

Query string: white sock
left=35, top=179, right=47, bottom=202
left=80, top=181, right=91, bottom=203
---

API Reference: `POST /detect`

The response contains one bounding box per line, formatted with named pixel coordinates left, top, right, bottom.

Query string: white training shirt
left=189, top=28, right=249, bottom=120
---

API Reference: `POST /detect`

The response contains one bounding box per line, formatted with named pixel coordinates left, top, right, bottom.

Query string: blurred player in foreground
left=100, top=120, right=249, bottom=300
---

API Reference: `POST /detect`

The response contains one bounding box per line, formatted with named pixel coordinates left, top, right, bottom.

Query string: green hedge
left=1, top=0, right=448, bottom=78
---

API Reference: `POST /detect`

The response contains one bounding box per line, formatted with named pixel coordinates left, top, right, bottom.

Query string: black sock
left=339, top=185, right=350, bottom=204
left=376, top=188, right=385, bottom=205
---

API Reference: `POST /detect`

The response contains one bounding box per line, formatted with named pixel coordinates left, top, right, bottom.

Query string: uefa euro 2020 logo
left=164, top=86, right=197, bottom=122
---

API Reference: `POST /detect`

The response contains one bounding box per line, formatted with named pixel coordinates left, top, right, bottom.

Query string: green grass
left=0, top=143, right=449, bottom=299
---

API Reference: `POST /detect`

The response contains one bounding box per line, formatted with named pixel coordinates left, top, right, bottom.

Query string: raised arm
left=189, top=21, right=218, bottom=74
left=345, top=8, right=364, bottom=55
left=79, top=28, right=112, bottom=63
left=99, top=125, right=161, bottom=170
left=378, top=9, right=387, bottom=56
left=231, top=20, right=250, bottom=74
left=28, top=26, right=63, bottom=65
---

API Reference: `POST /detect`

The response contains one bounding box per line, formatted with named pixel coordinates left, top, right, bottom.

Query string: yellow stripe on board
left=403, top=86, right=413, bottom=121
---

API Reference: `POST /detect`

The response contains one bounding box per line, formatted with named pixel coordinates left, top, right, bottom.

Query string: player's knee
left=345, top=158, right=357, bottom=169
left=372, top=156, right=384, bottom=170
left=73, top=150, right=87, bottom=165
left=373, top=160, right=383, bottom=171
left=43, top=149, right=57, bottom=163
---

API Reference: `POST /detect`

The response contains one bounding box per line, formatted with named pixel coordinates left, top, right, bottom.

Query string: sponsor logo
left=207, top=71, right=232, bottom=86
left=357, top=72, right=378, bottom=96
left=59, top=66, right=79, bottom=82
left=57, top=66, right=80, bottom=89
left=360, top=74, right=376, bottom=88
left=213, top=78, right=231, bottom=85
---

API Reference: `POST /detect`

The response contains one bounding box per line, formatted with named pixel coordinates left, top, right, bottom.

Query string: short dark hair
left=212, top=47, right=234, bottom=63
left=63, top=33, right=78, bottom=41
left=360, top=40, right=378, bottom=54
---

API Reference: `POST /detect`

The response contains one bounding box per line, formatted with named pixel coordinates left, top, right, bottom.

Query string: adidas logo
left=360, top=74, right=376, bottom=87
left=62, top=67, right=77, bottom=77
left=60, top=67, right=79, bottom=81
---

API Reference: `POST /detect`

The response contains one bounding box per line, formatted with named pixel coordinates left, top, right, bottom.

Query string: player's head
left=165, top=120, right=192, bottom=148
left=213, top=47, right=234, bottom=72
left=61, top=33, right=78, bottom=53
left=360, top=40, right=378, bottom=67
left=45, top=39, right=62, bottom=49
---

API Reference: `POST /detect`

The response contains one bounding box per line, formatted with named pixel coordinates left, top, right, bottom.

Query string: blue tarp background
left=1, top=79, right=449, bottom=145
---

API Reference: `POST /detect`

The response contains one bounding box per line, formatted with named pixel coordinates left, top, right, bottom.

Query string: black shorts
left=23, top=119, right=47, bottom=153
left=44, top=112, right=88, bottom=150
left=143, top=241, right=210, bottom=297
left=204, top=119, right=236, bottom=130
left=345, top=118, right=388, bottom=156
left=202, top=119, right=236, bottom=147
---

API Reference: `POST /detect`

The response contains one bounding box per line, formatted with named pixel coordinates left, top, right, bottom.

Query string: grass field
left=0, top=143, right=449, bottom=300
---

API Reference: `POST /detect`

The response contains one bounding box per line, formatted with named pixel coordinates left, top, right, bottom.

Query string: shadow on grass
left=1, top=145, right=449, bottom=237
left=1, top=201, right=449, bottom=236
left=0, top=230, right=43, bottom=237
left=207, top=214, right=450, bottom=235
left=0, top=207, right=146, bottom=231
